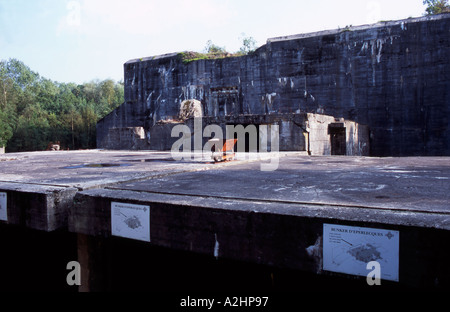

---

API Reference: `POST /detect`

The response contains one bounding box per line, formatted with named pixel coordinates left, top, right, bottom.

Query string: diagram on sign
left=111, top=202, right=150, bottom=242
left=323, top=224, right=399, bottom=281
left=123, top=215, right=142, bottom=230
left=0, top=192, right=7, bottom=222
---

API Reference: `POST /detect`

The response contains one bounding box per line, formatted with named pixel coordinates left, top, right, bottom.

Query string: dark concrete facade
left=97, top=14, right=450, bottom=157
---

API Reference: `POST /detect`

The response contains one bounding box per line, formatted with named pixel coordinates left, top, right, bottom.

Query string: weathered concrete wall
left=145, top=113, right=368, bottom=155
left=155, top=114, right=310, bottom=153
left=149, top=122, right=181, bottom=151
left=98, top=14, right=450, bottom=156
left=345, top=121, right=370, bottom=156
left=98, top=127, right=150, bottom=150
left=0, top=183, right=78, bottom=232
left=306, top=114, right=369, bottom=156
left=307, top=114, right=334, bottom=155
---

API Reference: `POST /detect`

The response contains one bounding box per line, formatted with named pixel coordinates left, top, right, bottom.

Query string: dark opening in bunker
left=329, top=123, right=346, bottom=156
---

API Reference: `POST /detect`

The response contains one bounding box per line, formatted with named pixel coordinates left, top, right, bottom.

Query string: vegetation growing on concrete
left=423, top=0, right=450, bottom=15
left=178, top=51, right=224, bottom=64
left=178, top=35, right=258, bottom=64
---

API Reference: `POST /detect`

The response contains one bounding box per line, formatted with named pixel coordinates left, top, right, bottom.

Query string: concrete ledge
left=0, top=182, right=78, bottom=231
left=69, top=155, right=450, bottom=288
left=1, top=150, right=449, bottom=289
left=0, top=150, right=287, bottom=231
left=71, top=187, right=450, bottom=237
left=70, top=187, right=450, bottom=289
left=105, top=156, right=450, bottom=227
left=0, top=150, right=218, bottom=231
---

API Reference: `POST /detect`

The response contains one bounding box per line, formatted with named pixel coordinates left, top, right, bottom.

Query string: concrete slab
left=0, top=149, right=284, bottom=231
left=106, top=156, right=450, bottom=227
left=70, top=155, right=450, bottom=289
left=2, top=150, right=449, bottom=288
left=0, top=150, right=234, bottom=189
left=0, top=149, right=253, bottom=231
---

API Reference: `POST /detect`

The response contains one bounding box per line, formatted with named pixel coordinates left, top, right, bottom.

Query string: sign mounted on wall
left=111, top=202, right=150, bottom=242
left=323, top=224, right=399, bottom=282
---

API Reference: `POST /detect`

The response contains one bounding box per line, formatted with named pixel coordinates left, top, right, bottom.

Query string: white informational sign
left=0, top=192, right=7, bottom=222
left=111, top=202, right=150, bottom=242
left=323, top=224, right=399, bottom=282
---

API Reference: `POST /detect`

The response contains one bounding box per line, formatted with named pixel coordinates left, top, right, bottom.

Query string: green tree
left=10, top=104, right=50, bottom=151
left=4, top=58, right=39, bottom=90
left=238, top=34, right=257, bottom=55
left=0, top=61, right=16, bottom=148
left=0, top=58, right=124, bottom=152
left=36, top=78, right=59, bottom=114
left=113, top=81, right=124, bottom=111
left=423, top=0, right=450, bottom=14
left=81, top=81, right=99, bottom=104
left=80, top=103, right=97, bottom=148
left=0, top=110, right=13, bottom=147
left=0, top=61, right=14, bottom=110
left=60, top=105, right=81, bottom=150
left=204, top=40, right=227, bottom=55
left=96, top=79, right=116, bottom=116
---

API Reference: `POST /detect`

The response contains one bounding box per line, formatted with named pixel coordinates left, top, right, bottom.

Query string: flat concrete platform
left=1, top=150, right=450, bottom=290
left=107, top=156, right=450, bottom=229
left=67, top=152, right=450, bottom=289
left=0, top=149, right=232, bottom=189
left=0, top=150, right=252, bottom=230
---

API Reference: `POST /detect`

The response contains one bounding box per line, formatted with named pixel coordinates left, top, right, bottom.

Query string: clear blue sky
left=0, top=0, right=427, bottom=84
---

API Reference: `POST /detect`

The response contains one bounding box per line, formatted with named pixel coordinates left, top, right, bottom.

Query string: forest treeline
left=0, top=59, right=124, bottom=152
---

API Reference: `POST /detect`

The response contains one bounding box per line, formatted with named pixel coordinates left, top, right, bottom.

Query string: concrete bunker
left=97, top=14, right=450, bottom=157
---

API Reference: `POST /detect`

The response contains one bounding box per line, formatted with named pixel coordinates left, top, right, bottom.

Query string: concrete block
left=0, top=183, right=78, bottom=231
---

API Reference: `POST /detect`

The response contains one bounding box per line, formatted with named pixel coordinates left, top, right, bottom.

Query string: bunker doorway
left=329, top=123, right=346, bottom=156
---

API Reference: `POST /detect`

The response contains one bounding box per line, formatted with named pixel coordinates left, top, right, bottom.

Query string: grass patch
left=178, top=51, right=246, bottom=64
